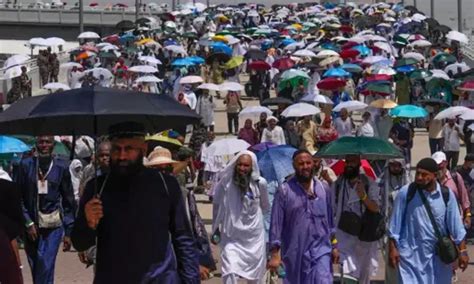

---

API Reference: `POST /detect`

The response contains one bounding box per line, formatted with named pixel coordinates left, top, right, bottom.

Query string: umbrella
left=459, top=110, right=474, bottom=121
left=135, top=76, right=163, bottom=83
left=146, top=133, right=183, bottom=150
left=369, top=99, right=397, bottom=109
left=43, top=83, right=71, bottom=91
left=210, top=42, right=233, bottom=55
left=395, top=58, right=418, bottom=67
left=0, top=135, right=31, bottom=154
left=446, top=31, right=469, bottom=44
left=164, top=45, right=187, bottom=55
left=248, top=61, right=271, bottom=71
left=341, top=63, right=363, bottom=73
left=301, top=94, right=334, bottom=105
left=431, top=53, right=456, bottom=66
left=389, top=105, right=428, bottom=118
left=224, top=56, right=244, bottom=69
left=315, top=50, right=339, bottom=58
left=362, top=56, right=387, bottom=66
left=78, top=31, right=100, bottom=39
left=351, top=45, right=371, bottom=57
left=197, top=83, right=220, bottom=91
left=403, top=52, right=425, bottom=62
left=60, top=62, right=82, bottom=69
left=261, top=97, right=293, bottom=106
left=411, top=39, right=432, bottom=47
left=129, top=65, right=158, bottom=73
left=333, top=101, right=368, bottom=112
left=206, top=52, right=232, bottom=64
left=396, top=65, right=417, bottom=73
left=0, top=87, right=200, bottom=135
left=361, top=84, right=392, bottom=96
left=330, top=159, right=377, bottom=181
left=187, top=56, right=205, bottom=65
left=317, top=78, right=346, bottom=91
left=205, top=138, right=250, bottom=156
left=219, top=82, right=243, bottom=92
left=180, top=76, right=203, bottom=84
left=115, top=20, right=135, bottom=30
left=339, top=49, right=360, bottom=59
left=434, top=106, right=470, bottom=120
left=281, top=103, right=321, bottom=117
left=3, top=66, right=25, bottom=79
left=239, top=106, right=272, bottom=119
left=245, top=49, right=267, bottom=61
left=171, top=58, right=195, bottom=67
left=139, top=56, right=162, bottom=65
left=410, top=70, right=433, bottom=80
left=444, top=63, right=470, bottom=76
left=323, top=68, right=351, bottom=78
left=458, top=80, right=474, bottom=91
left=279, top=69, right=311, bottom=89
left=248, top=142, right=277, bottom=153
left=293, top=49, right=317, bottom=58
left=256, top=145, right=297, bottom=182
left=272, top=58, right=295, bottom=70
left=4, top=54, right=30, bottom=69
left=87, top=68, right=113, bottom=80
left=418, top=99, right=450, bottom=108
left=315, top=136, right=403, bottom=160
left=319, top=56, right=342, bottom=67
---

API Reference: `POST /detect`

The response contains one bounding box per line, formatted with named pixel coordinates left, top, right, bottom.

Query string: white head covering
left=217, top=150, right=260, bottom=183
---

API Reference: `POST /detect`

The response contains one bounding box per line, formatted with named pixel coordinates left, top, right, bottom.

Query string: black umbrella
left=261, top=97, right=294, bottom=107
left=244, top=49, right=267, bottom=61
left=404, top=5, right=418, bottom=13
left=0, top=87, right=200, bottom=135
left=425, top=18, right=439, bottom=28
left=206, top=52, right=231, bottom=64
left=115, top=20, right=135, bottom=30
left=135, top=17, right=151, bottom=25
left=418, top=99, right=450, bottom=107
left=434, top=25, right=451, bottom=34
left=453, top=68, right=474, bottom=80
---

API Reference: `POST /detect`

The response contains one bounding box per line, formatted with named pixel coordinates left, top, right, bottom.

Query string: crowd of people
left=2, top=1, right=474, bottom=284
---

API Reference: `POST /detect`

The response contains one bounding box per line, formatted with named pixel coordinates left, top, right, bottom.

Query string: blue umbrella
left=256, top=145, right=297, bottom=182
left=171, top=58, right=196, bottom=67
left=389, top=105, right=428, bottom=118
left=341, top=63, right=363, bottom=73
left=0, top=135, right=31, bottom=154
left=187, top=56, right=205, bottom=64
left=323, top=67, right=352, bottom=78
left=320, top=42, right=340, bottom=52
left=119, top=33, right=135, bottom=43
left=280, top=38, right=296, bottom=47
left=352, top=45, right=371, bottom=57
left=164, top=39, right=178, bottom=46
left=210, top=42, right=232, bottom=55
left=396, top=65, right=416, bottom=73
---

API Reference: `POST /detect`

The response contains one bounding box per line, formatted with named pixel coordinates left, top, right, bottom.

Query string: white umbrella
left=3, top=66, right=25, bottom=79
left=411, top=13, right=427, bottom=22
left=293, top=49, right=317, bottom=58
left=4, top=54, right=30, bottom=69
left=29, top=37, right=48, bottom=46
left=444, top=63, right=470, bottom=75
left=301, top=93, right=334, bottom=105
left=281, top=103, right=321, bottom=117
left=284, top=42, right=306, bottom=51
left=372, top=66, right=397, bottom=76
left=374, top=42, right=393, bottom=54
left=219, top=82, right=244, bottom=92
left=460, top=110, right=474, bottom=121
left=101, top=45, right=120, bottom=52
left=45, top=37, right=65, bottom=46
left=362, top=55, right=387, bottom=65
left=87, top=68, right=113, bottom=79
left=348, top=36, right=366, bottom=44
left=403, top=52, right=425, bottom=62
left=135, top=75, right=163, bottom=83
left=78, top=31, right=100, bottom=39
left=319, top=56, right=342, bottom=67
left=429, top=69, right=451, bottom=81
left=197, top=83, right=220, bottom=91
left=239, top=106, right=273, bottom=118
left=434, top=106, right=470, bottom=120
left=43, top=82, right=70, bottom=90
left=411, top=39, right=432, bottom=48
left=333, top=101, right=368, bottom=112
left=129, top=65, right=158, bottom=73
left=138, top=56, right=162, bottom=65
left=164, top=45, right=188, bottom=55
left=365, top=35, right=388, bottom=42
left=180, top=75, right=203, bottom=84
left=205, top=138, right=251, bottom=156
left=447, top=31, right=469, bottom=44
left=316, top=49, right=339, bottom=59
left=60, top=62, right=82, bottom=69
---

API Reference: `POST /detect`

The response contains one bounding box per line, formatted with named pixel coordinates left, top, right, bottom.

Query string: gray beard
left=233, top=172, right=251, bottom=194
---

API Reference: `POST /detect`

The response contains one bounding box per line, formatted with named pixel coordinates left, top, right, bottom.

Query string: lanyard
left=37, top=159, right=53, bottom=185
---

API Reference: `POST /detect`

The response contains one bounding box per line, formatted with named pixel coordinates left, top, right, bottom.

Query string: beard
left=233, top=170, right=251, bottom=194
left=110, top=152, right=144, bottom=176
left=389, top=169, right=403, bottom=176
left=295, top=170, right=313, bottom=183
left=416, top=179, right=435, bottom=189
left=343, top=165, right=360, bottom=180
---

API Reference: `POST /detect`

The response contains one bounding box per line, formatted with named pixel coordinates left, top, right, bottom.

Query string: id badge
left=38, top=180, right=48, bottom=194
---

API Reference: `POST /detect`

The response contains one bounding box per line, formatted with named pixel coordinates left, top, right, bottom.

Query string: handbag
left=337, top=182, right=362, bottom=236
left=38, top=209, right=62, bottom=229
left=359, top=210, right=385, bottom=242
left=418, top=188, right=459, bottom=264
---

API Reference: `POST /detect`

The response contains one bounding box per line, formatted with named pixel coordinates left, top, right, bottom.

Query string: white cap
left=431, top=151, right=447, bottom=165
left=266, top=115, right=279, bottom=123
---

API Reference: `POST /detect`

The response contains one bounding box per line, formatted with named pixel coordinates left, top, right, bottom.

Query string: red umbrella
left=103, top=35, right=119, bottom=44
left=339, top=49, right=360, bottom=59
left=458, top=80, right=474, bottom=92
left=272, top=58, right=295, bottom=70
left=317, top=78, right=347, bottom=91
left=89, top=2, right=99, bottom=7
left=340, top=25, right=354, bottom=34
left=248, top=61, right=271, bottom=71
left=366, top=74, right=392, bottom=82
left=330, top=159, right=377, bottom=181
left=360, top=89, right=391, bottom=97
left=342, top=41, right=359, bottom=50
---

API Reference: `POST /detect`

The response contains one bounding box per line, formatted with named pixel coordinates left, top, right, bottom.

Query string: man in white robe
left=212, top=151, right=270, bottom=284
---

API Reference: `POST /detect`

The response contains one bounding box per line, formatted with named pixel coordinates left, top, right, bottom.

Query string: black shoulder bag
left=337, top=179, right=362, bottom=236
left=418, top=187, right=459, bottom=264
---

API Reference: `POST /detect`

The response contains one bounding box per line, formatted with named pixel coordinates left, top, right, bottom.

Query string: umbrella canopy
left=434, top=106, right=470, bottom=120
left=239, top=106, right=272, bottom=119
left=4, top=54, right=30, bottom=69
left=219, top=82, right=244, bottom=92
left=323, top=68, right=351, bottom=78
left=180, top=76, right=203, bottom=84
left=43, top=83, right=71, bottom=91
left=224, top=56, right=244, bottom=69
left=78, top=31, right=100, bottom=39
left=205, top=138, right=250, bottom=156
left=272, top=58, right=295, bottom=70
left=244, top=49, right=267, bottom=60
left=261, top=97, right=294, bottom=106
left=315, top=49, right=339, bottom=58
left=256, top=145, right=297, bottom=182
left=457, top=80, right=474, bottom=91
left=248, top=142, right=277, bottom=153
left=197, top=83, right=220, bottom=91
left=0, top=135, right=31, bottom=154
left=369, top=99, right=397, bottom=109
left=341, top=63, right=363, bottom=73
left=145, top=133, right=183, bottom=150
left=281, top=103, right=321, bottom=117
left=248, top=61, right=271, bottom=71
left=279, top=69, right=311, bottom=89
left=331, top=159, right=377, bottom=181
left=315, top=136, right=402, bottom=160
left=293, top=49, right=317, bottom=58
left=339, top=49, right=360, bottom=59
left=301, top=94, right=334, bottom=105
left=333, top=101, right=368, bottom=112
left=135, top=76, right=163, bottom=83
left=409, top=69, right=433, bottom=80
left=0, top=87, right=200, bottom=135
left=446, top=31, right=469, bottom=44
left=389, top=105, right=428, bottom=118
left=317, top=77, right=346, bottom=91
left=115, top=20, right=135, bottom=30
left=129, top=65, right=158, bottom=73
left=139, top=56, right=162, bottom=65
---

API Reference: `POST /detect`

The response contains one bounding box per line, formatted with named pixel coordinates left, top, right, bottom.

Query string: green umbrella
left=278, top=69, right=310, bottom=90
left=182, top=32, right=198, bottom=38
left=393, top=35, right=409, bottom=46
left=431, top=52, right=456, bottom=65
left=410, top=69, right=433, bottom=80
left=315, top=136, right=403, bottom=160
left=395, top=58, right=418, bottom=67
left=98, top=52, right=117, bottom=59
left=363, top=84, right=392, bottom=95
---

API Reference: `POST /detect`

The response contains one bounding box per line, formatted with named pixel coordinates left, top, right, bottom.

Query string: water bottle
left=211, top=229, right=221, bottom=245
left=277, top=264, right=286, bottom=279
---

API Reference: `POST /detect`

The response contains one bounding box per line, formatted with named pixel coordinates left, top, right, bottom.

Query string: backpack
left=406, top=182, right=450, bottom=207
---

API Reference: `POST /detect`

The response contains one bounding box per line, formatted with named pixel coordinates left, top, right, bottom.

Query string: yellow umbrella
left=224, top=56, right=244, bottom=69
left=292, top=23, right=303, bottom=31
left=211, top=35, right=228, bottom=43
left=369, top=99, right=398, bottom=109
left=319, top=56, right=342, bottom=67
left=146, top=134, right=183, bottom=148
left=136, top=38, right=156, bottom=46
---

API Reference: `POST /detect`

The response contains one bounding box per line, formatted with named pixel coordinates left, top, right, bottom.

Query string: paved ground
left=19, top=75, right=474, bottom=283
